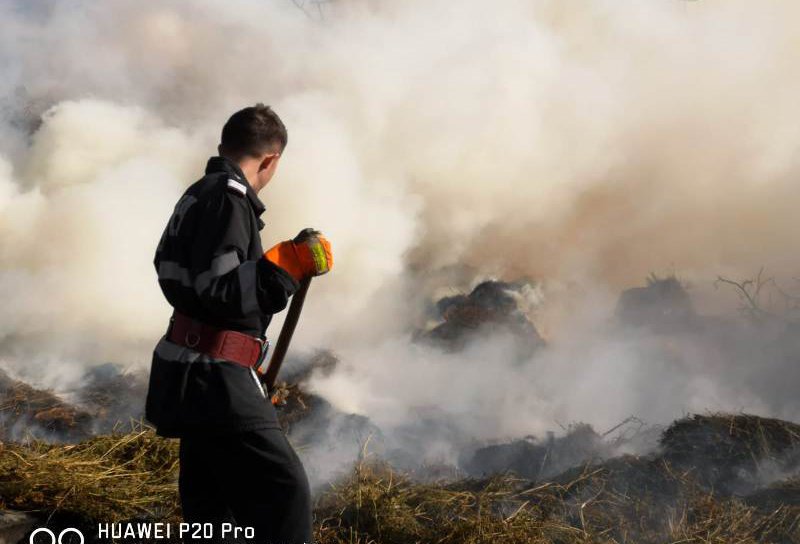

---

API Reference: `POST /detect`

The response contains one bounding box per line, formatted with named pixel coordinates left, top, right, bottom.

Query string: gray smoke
left=1, top=0, right=800, bottom=479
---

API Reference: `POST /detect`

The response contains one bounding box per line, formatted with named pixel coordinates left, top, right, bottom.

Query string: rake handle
left=263, top=277, right=312, bottom=392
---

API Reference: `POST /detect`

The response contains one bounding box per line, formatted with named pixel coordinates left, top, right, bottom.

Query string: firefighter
left=145, top=104, right=332, bottom=544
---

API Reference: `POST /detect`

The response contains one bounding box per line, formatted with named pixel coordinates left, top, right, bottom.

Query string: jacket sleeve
left=190, top=191, right=298, bottom=318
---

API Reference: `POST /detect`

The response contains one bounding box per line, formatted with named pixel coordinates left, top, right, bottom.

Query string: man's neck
left=225, top=155, right=262, bottom=193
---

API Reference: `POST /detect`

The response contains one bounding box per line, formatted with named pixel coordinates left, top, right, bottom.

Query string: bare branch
left=714, top=268, right=800, bottom=323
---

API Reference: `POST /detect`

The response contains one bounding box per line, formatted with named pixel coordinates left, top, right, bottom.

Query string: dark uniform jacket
left=145, top=156, right=298, bottom=437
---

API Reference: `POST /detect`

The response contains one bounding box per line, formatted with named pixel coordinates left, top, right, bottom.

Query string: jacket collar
left=205, top=156, right=266, bottom=217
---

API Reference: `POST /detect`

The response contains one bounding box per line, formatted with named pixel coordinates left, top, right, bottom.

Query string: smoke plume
left=2, top=0, right=800, bottom=476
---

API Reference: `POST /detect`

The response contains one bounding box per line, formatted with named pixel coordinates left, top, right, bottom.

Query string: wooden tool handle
left=263, top=277, right=312, bottom=392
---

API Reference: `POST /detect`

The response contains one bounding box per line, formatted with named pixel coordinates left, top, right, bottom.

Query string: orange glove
left=264, top=228, right=333, bottom=283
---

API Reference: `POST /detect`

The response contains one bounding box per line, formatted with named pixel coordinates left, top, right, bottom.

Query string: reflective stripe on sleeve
left=157, top=261, right=193, bottom=287
left=194, top=251, right=241, bottom=294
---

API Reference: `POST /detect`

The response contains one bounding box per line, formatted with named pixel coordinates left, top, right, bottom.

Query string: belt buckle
left=253, top=338, right=271, bottom=374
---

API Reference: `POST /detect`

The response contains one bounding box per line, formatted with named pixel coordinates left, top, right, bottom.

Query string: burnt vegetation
left=1, top=276, right=800, bottom=542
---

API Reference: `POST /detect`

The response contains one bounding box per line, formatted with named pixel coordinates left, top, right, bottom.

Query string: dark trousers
left=179, top=428, right=313, bottom=544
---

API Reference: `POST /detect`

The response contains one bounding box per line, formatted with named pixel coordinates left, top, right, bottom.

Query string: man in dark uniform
left=146, top=104, right=332, bottom=544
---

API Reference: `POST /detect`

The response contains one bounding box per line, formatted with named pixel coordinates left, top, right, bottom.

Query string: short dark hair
left=220, top=103, right=287, bottom=158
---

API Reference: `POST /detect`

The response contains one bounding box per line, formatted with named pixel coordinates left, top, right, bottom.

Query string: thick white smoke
left=2, top=0, right=800, bottom=473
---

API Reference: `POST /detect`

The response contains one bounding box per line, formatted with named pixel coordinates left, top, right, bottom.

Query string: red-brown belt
left=167, top=311, right=268, bottom=373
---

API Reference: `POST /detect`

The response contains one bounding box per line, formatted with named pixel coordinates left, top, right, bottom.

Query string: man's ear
left=259, top=153, right=279, bottom=172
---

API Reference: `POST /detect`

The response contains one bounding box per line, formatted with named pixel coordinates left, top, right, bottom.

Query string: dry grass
left=0, top=425, right=180, bottom=524
left=0, top=416, right=798, bottom=543
left=314, top=458, right=800, bottom=544
left=314, top=460, right=582, bottom=544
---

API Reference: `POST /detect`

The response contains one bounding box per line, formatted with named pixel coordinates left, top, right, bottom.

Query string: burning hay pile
left=271, top=350, right=340, bottom=431
left=421, top=280, right=544, bottom=355
left=76, top=364, right=148, bottom=435
left=616, top=275, right=698, bottom=332
left=661, top=413, right=800, bottom=494
left=0, top=365, right=148, bottom=444
left=463, top=423, right=614, bottom=481
left=0, top=370, right=93, bottom=443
